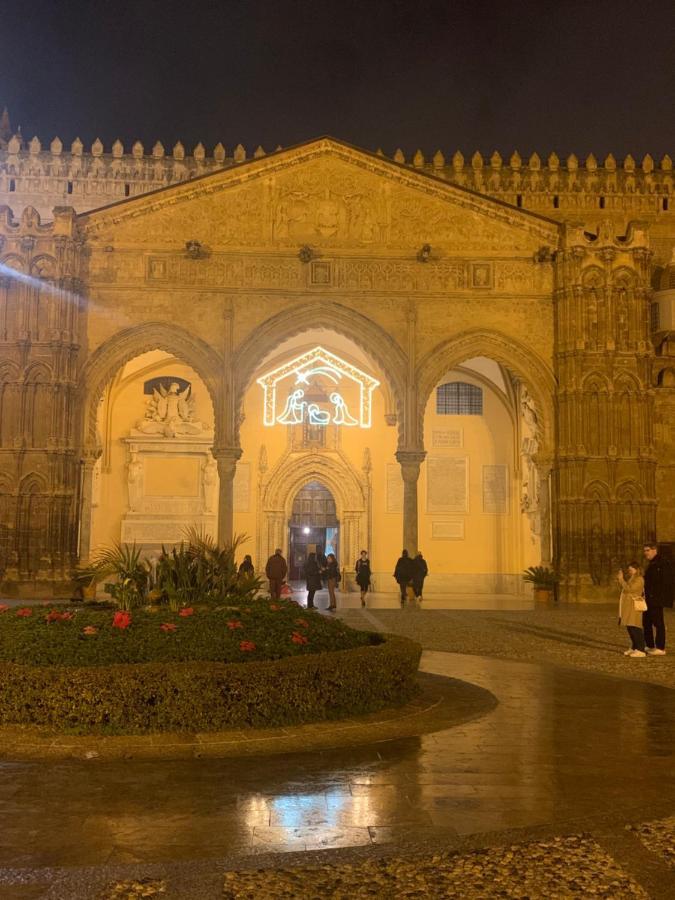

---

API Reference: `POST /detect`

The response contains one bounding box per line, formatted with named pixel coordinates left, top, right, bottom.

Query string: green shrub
left=522, top=565, right=559, bottom=588
left=0, top=635, right=421, bottom=732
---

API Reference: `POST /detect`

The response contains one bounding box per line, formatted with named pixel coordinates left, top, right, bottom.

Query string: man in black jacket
left=642, top=543, right=675, bottom=655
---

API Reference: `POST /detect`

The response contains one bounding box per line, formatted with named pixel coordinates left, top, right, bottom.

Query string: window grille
left=436, top=382, right=483, bottom=415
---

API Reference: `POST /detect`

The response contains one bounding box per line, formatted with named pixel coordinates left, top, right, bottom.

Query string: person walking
left=304, top=552, right=323, bottom=609
left=393, top=550, right=414, bottom=607
left=238, top=554, right=254, bottom=578
left=355, top=550, right=372, bottom=608
left=643, top=543, right=675, bottom=655
left=412, top=552, right=428, bottom=603
left=265, top=548, right=287, bottom=600
left=617, top=562, right=647, bottom=657
left=323, top=552, right=340, bottom=610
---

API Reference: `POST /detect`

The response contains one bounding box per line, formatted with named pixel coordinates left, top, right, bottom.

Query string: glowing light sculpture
left=257, top=346, right=380, bottom=428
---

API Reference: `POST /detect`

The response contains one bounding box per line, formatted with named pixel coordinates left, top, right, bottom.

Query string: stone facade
left=0, top=124, right=674, bottom=599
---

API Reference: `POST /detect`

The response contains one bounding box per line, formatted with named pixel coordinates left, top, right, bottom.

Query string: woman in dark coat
left=412, top=552, right=428, bottom=603
left=355, top=550, right=372, bottom=608
left=238, top=555, right=254, bottom=577
left=304, top=552, right=323, bottom=609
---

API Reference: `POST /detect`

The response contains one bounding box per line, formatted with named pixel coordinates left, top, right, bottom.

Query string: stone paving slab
left=339, top=604, right=675, bottom=689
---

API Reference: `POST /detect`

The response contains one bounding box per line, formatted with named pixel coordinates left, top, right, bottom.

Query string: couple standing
left=304, top=552, right=339, bottom=610
left=617, top=542, right=674, bottom=657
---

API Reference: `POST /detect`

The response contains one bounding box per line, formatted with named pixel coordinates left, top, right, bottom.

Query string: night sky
left=1, top=0, right=673, bottom=160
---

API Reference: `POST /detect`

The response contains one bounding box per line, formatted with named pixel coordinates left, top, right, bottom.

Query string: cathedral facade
left=1, top=116, right=674, bottom=600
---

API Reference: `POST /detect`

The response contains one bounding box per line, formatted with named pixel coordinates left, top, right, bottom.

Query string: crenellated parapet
left=1, top=129, right=673, bottom=224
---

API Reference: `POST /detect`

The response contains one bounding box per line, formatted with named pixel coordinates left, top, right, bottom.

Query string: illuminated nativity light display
left=257, top=346, right=380, bottom=428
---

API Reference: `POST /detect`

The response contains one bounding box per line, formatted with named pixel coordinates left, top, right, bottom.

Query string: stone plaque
left=483, top=465, right=508, bottom=514
left=427, top=457, right=468, bottom=513
left=432, top=520, right=465, bottom=540
left=234, top=463, right=250, bottom=513
left=144, top=457, right=200, bottom=497
left=432, top=428, right=463, bottom=449
left=386, top=463, right=403, bottom=513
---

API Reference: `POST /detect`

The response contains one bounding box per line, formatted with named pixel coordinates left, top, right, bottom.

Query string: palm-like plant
left=76, top=543, right=149, bottom=610
left=522, top=565, right=559, bottom=589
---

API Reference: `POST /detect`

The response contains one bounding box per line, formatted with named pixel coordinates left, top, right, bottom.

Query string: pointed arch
left=78, top=321, right=224, bottom=449
left=415, top=328, right=555, bottom=452
left=233, top=301, right=406, bottom=444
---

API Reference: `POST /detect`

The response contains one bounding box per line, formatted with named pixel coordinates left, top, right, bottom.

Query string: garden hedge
left=0, top=634, right=421, bottom=733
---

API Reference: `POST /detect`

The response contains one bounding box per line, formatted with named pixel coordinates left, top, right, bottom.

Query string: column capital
left=396, top=449, right=426, bottom=469
left=211, top=445, right=242, bottom=462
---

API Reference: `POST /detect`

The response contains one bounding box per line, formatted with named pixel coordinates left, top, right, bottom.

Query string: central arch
left=233, top=301, right=408, bottom=444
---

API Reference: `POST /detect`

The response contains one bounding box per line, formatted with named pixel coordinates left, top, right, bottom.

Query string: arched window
left=436, top=382, right=483, bottom=415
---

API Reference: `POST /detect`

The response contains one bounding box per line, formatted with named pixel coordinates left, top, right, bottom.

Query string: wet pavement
left=0, top=651, right=673, bottom=880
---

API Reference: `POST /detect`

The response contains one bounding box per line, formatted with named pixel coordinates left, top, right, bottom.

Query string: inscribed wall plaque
left=482, top=465, right=509, bottom=514
left=233, top=463, right=250, bottom=513
left=427, top=456, right=468, bottom=513
left=432, top=428, right=463, bottom=449
left=386, top=463, right=403, bottom=513
left=431, top=520, right=465, bottom=540
left=144, top=457, right=200, bottom=497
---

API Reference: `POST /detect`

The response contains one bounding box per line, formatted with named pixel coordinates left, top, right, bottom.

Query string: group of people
left=617, top=543, right=674, bottom=657
left=262, top=546, right=429, bottom=610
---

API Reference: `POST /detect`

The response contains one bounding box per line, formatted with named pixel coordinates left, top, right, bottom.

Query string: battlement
left=0, top=126, right=673, bottom=221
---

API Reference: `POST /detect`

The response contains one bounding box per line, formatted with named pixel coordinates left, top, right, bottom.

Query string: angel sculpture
left=136, top=382, right=205, bottom=436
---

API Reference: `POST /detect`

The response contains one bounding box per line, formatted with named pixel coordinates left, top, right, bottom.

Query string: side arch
left=232, top=301, right=407, bottom=444
left=415, top=328, right=556, bottom=453
left=78, top=321, right=224, bottom=449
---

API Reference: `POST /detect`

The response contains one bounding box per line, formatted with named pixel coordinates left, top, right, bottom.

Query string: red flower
left=295, top=618, right=309, bottom=628
left=61, top=611, right=74, bottom=620
left=83, top=625, right=98, bottom=635
left=269, top=603, right=281, bottom=611
left=112, top=611, right=131, bottom=629
left=45, top=610, right=65, bottom=623
left=291, top=631, right=308, bottom=645
left=227, top=620, right=243, bottom=630
left=0, top=604, right=9, bottom=613
left=160, top=622, right=177, bottom=632
left=239, top=640, right=256, bottom=652
left=16, top=607, right=33, bottom=617
left=178, top=607, right=194, bottom=617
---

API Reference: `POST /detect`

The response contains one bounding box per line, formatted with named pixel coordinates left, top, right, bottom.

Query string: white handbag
left=634, top=594, right=648, bottom=612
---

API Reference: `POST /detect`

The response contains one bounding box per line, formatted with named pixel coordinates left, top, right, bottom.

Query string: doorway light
left=303, top=526, right=310, bottom=534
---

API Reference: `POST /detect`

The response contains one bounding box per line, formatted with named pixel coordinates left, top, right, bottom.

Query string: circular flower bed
left=0, top=598, right=421, bottom=733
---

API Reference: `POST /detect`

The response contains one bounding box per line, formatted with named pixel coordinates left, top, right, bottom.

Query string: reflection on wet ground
left=0, top=651, right=673, bottom=868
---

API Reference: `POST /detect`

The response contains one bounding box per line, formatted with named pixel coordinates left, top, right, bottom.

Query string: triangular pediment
left=82, top=137, right=559, bottom=253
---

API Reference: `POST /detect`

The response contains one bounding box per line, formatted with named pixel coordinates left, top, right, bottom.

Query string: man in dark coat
left=265, top=548, right=288, bottom=600
left=412, top=552, right=429, bottom=602
left=643, top=543, right=675, bottom=654
left=393, top=550, right=414, bottom=607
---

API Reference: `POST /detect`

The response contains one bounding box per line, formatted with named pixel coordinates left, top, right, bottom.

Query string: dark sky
left=1, top=0, right=673, bottom=160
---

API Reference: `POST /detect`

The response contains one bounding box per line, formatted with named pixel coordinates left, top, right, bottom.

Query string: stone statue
left=127, top=451, right=143, bottom=511
left=202, top=456, right=218, bottom=513
left=519, top=384, right=541, bottom=542
left=135, top=382, right=207, bottom=437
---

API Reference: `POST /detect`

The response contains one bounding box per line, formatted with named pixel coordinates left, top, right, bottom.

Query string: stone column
left=536, top=458, right=553, bottom=566
left=78, top=449, right=101, bottom=563
left=396, top=450, right=426, bottom=556
left=212, top=446, right=242, bottom=546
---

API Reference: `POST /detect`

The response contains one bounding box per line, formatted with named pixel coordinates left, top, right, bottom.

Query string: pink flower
left=269, top=604, right=281, bottom=611
left=227, top=620, right=243, bottom=630
left=295, top=618, right=309, bottom=628
left=45, top=610, right=66, bottom=623
left=160, top=622, right=177, bottom=632
left=239, top=640, right=256, bottom=652
left=112, top=611, right=131, bottom=629
left=0, top=604, right=9, bottom=613
left=178, top=607, right=194, bottom=617
left=61, top=611, right=74, bottom=620
left=16, top=607, right=33, bottom=618
left=83, top=625, right=98, bottom=635
left=291, top=631, right=308, bottom=645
